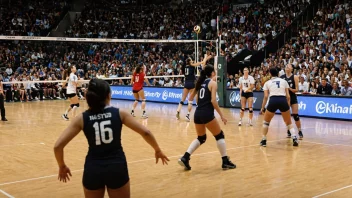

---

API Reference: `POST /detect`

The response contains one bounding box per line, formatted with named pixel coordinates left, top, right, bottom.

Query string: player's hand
left=155, top=150, right=169, bottom=165
left=221, top=116, right=227, bottom=125
left=58, top=165, right=72, bottom=183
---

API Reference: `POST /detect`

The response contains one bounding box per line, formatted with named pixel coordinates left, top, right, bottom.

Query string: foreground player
left=62, top=66, right=80, bottom=121
left=54, top=79, right=169, bottom=198
left=178, top=65, right=236, bottom=170
left=260, top=68, right=299, bottom=147
left=281, top=64, right=303, bottom=139
left=131, top=64, right=151, bottom=118
left=176, top=56, right=211, bottom=121
left=239, top=67, right=255, bottom=126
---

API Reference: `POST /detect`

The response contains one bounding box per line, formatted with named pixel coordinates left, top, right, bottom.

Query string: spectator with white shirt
left=298, top=76, right=309, bottom=92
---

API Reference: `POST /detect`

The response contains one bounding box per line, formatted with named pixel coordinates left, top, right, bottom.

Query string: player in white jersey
left=259, top=68, right=299, bottom=147
left=62, top=66, right=80, bottom=121
left=239, top=67, right=255, bottom=126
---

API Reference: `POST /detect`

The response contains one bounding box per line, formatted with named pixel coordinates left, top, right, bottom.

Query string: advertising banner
left=226, top=90, right=263, bottom=110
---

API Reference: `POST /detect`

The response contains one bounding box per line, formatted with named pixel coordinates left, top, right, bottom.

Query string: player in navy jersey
left=178, top=65, right=236, bottom=170
left=54, top=79, right=169, bottom=198
left=280, top=64, right=303, bottom=139
left=176, top=56, right=212, bottom=121
left=260, top=68, right=299, bottom=147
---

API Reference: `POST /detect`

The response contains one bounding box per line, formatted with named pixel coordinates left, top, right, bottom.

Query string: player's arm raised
left=209, top=80, right=227, bottom=125
left=119, top=110, right=169, bottom=164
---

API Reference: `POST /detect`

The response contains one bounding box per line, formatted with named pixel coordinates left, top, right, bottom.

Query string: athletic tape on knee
left=263, top=121, right=270, bottom=128
left=214, top=131, right=225, bottom=140
left=179, top=101, right=184, bottom=105
left=197, top=134, right=207, bottom=145
left=292, top=114, right=300, bottom=121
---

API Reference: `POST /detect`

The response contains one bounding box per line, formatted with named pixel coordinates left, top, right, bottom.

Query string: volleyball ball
left=194, top=25, right=201, bottom=34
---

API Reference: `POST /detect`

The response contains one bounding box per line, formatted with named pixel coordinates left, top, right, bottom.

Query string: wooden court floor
left=0, top=100, right=352, bottom=198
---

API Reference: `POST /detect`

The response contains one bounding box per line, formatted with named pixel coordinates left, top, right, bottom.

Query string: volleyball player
left=238, top=67, right=255, bottom=126
left=281, top=64, right=303, bottom=139
left=260, top=68, right=299, bottom=147
left=176, top=56, right=211, bottom=121
left=54, top=79, right=169, bottom=198
left=62, top=66, right=80, bottom=121
left=178, top=65, right=236, bottom=170
left=131, top=64, right=151, bottom=118
left=0, top=80, right=7, bottom=121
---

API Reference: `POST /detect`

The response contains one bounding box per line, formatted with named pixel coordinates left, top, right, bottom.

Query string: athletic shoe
left=222, top=157, right=236, bottom=170
left=287, top=130, right=291, bottom=138
left=238, top=121, right=242, bottom=126
left=260, top=139, right=267, bottom=147
left=62, top=114, right=69, bottom=121
left=176, top=112, right=180, bottom=120
left=298, top=131, right=303, bottom=139
left=178, top=157, right=191, bottom=170
left=131, top=110, right=135, bottom=117
left=142, top=112, right=148, bottom=119
left=185, top=114, right=190, bottom=122
left=293, top=137, right=299, bottom=147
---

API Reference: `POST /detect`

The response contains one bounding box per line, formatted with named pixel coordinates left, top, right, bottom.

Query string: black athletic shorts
left=83, top=162, right=129, bottom=190
left=290, top=94, right=298, bottom=105
left=133, top=88, right=142, bottom=93
left=184, top=80, right=195, bottom=90
left=194, top=110, right=215, bottom=124
left=66, top=93, right=76, bottom=98
left=266, top=96, right=290, bottom=113
left=241, top=91, right=253, bottom=99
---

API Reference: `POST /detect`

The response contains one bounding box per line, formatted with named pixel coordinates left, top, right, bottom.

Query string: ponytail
left=195, top=70, right=206, bottom=92
left=195, top=64, right=215, bottom=92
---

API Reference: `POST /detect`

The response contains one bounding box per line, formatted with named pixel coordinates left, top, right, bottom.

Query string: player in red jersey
left=131, top=64, right=151, bottom=118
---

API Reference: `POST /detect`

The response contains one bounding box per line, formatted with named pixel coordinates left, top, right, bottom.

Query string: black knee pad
left=249, top=108, right=253, bottom=113
left=292, top=114, right=300, bottom=121
left=240, top=108, right=245, bottom=112
left=197, top=134, right=207, bottom=145
left=214, top=131, right=225, bottom=140
left=179, top=101, right=184, bottom=105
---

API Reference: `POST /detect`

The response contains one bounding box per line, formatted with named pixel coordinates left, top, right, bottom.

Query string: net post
left=215, top=56, right=227, bottom=107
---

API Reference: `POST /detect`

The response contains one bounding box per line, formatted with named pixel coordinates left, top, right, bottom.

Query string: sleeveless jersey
left=133, top=72, right=145, bottom=91
left=67, top=73, right=78, bottom=94
left=263, top=77, right=289, bottom=97
left=184, top=65, right=196, bottom=81
left=197, top=79, right=214, bottom=112
left=239, top=75, right=255, bottom=92
left=82, top=106, right=126, bottom=163
left=280, top=74, right=296, bottom=97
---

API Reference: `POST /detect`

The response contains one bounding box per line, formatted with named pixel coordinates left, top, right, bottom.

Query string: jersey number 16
left=93, top=120, right=113, bottom=145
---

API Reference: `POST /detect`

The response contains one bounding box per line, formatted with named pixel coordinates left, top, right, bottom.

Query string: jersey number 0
left=93, top=120, right=113, bottom=145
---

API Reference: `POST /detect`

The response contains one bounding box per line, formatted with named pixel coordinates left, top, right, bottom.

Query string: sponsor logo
left=5, top=36, right=16, bottom=39
left=298, top=101, right=306, bottom=110
left=162, top=90, right=168, bottom=100
left=24, top=36, right=41, bottom=40
left=77, top=38, right=86, bottom=41
left=56, top=37, right=66, bottom=41
left=228, top=91, right=257, bottom=106
left=315, top=101, right=352, bottom=115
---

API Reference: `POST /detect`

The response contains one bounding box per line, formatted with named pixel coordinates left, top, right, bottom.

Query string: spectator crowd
left=0, top=0, right=351, bottom=103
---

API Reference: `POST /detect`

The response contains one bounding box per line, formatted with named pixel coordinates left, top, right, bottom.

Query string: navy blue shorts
left=194, top=110, right=215, bottom=124
left=83, top=162, right=129, bottom=190
left=184, top=81, right=195, bottom=90
left=241, top=91, right=253, bottom=99
left=266, top=96, right=290, bottom=113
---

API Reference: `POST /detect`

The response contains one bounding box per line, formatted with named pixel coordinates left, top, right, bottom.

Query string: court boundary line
left=312, top=184, right=352, bottom=198
left=0, top=189, right=15, bottom=198
left=0, top=138, right=288, bottom=187
left=303, top=140, right=352, bottom=148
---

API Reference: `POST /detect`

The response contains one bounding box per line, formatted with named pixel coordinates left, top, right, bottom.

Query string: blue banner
left=295, top=95, right=352, bottom=120
left=111, top=86, right=197, bottom=104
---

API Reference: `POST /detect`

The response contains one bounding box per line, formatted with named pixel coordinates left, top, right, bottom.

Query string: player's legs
left=281, top=109, right=299, bottom=146
left=107, top=181, right=130, bottom=198
left=131, top=92, right=139, bottom=116
left=83, top=187, right=105, bottom=198
left=185, top=88, right=195, bottom=121
left=179, top=123, right=206, bottom=170
left=239, top=96, right=247, bottom=126
left=205, top=118, right=236, bottom=169
left=138, top=90, right=147, bottom=118
left=0, top=94, right=7, bottom=121
left=70, top=95, right=80, bottom=118
left=290, top=103, right=303, bottom=139
left=260, top=109, right=275, bottom=147
left=176, top=88, right=190, bottom=120
left=247, top=96, right=254, bottom=126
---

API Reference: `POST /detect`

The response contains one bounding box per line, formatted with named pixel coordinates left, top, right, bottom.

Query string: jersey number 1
left=93, top=120, right=113, bottom=145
